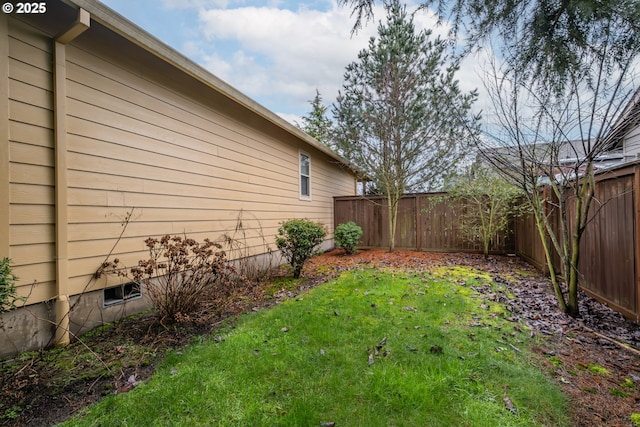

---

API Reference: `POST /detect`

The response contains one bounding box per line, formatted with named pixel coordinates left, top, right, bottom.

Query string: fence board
left=334, top=193, right=514, bottom=254
left=335, top=164, right=639, bottom=321
left=578, top=172, right=635, bottom=317
left=513, top=168, right=637, bottom=319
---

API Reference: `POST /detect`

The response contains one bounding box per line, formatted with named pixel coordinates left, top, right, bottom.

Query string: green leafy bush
left=275, top=219, right=326, bottom=279
left=0, top=257, right=20, bottom=313
left=334, top=221, right=363, bottom=255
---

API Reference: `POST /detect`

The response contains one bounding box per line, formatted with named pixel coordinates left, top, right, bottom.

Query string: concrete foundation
left=0, top=287, right=152, bottom=359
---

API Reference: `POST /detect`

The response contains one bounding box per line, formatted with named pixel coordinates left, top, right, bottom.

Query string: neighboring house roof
left=478, top=86, right=640, bottom=175
left=60, top=0, right=365, bottom=178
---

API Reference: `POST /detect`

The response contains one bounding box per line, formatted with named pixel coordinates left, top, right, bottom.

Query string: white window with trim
left=299, top=151, right=311, bottom=200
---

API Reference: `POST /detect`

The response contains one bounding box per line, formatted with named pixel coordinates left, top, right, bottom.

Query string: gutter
left=53, top=7, right=90, bottom=347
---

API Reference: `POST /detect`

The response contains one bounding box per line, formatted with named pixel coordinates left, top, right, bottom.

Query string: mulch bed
left=2, top=249, right=640, bottom=426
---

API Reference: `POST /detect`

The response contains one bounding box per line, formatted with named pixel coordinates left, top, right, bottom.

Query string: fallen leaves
left=429, top=345, right=443, bottom=354
left=307, top=250, right=640, bottom=426
left=503, top=396, right=517, bottom=414
left=368, top=337, right=390, bottom=365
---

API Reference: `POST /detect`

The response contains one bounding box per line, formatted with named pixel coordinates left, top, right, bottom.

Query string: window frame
left=103, top=282, right=142, bottom=307
left=299, top=150, right=311, bottom=200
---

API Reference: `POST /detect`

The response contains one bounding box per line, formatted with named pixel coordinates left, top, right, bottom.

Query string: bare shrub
left=219, top=209, right=274, bottom=283
left=100, top=235, right=235, bottom=324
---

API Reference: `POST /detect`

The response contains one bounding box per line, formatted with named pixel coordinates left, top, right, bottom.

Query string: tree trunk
left=564, top=170, right=593, bottom=317
left=387, top=193, right=397, bottom=252
left=566, top=233, right=581, bottom=316
left=533, top=206, right=568, bottom=313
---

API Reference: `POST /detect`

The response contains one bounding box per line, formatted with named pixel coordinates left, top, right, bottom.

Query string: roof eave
left=61, top=0, right=362, bottom=176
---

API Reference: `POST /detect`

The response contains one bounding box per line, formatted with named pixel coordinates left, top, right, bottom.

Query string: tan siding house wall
left=7, top=18, right=57, bottom=303
left=0, top=1, right=357, bottom=356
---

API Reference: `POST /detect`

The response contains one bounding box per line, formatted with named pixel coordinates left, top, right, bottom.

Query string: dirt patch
left=2, top=249, right=640, bottom=426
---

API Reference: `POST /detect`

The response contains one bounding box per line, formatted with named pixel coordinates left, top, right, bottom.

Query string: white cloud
left=458, top=49, right=493, bottom=115
left=176, top=0, right=486, bottom=117
left=185, top=3, right=383, bottom=114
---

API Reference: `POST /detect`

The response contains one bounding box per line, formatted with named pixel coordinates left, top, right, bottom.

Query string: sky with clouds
left=100, top=0, right=489, bottom=125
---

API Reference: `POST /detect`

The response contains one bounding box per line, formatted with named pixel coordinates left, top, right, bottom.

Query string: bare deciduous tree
left=478, top=48, right=639, bottom=316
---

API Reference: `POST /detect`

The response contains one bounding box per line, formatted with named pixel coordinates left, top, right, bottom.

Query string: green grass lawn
left=63, top=267, right=569, bottom=426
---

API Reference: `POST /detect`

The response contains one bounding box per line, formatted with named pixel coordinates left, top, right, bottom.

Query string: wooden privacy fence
left=334, top=161, right=640, bottom=321
left=514, top=163, right=639, bottom=321
left=334, top=193, right=514, bottom=254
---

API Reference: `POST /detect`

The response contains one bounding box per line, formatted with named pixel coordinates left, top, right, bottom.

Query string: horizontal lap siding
left=7, top=19, right=56, bottom=302
left=64, top=43, right=353, bottom=293
left=3, top=17, right=354, bottom=305
left=624, top=126, right=640, bottom=159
